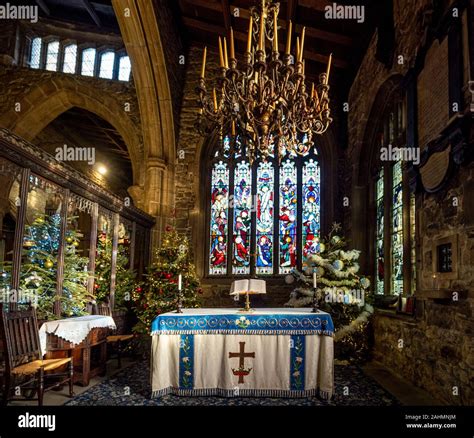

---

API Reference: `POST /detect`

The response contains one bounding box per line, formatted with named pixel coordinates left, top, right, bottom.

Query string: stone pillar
left=351, top=183, right=369, bottom=273
left=144, top=158, right=169, bottom=250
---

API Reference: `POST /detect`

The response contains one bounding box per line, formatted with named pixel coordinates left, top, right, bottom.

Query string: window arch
left=208, top=135, right=321, bottom=276
left=372, top=93, right=416, bottom=295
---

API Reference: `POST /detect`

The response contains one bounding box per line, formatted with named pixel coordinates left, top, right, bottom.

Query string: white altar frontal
left=150, top=308, right=334, bottom=399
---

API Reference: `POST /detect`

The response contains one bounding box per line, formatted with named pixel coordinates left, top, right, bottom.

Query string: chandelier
left=196, top=0, right=333, bottom=164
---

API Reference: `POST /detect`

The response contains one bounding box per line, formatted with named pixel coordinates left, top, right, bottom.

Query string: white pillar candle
left=313, top=270, right=317, bottom=288
left=178, top=274, right=182, bottom=291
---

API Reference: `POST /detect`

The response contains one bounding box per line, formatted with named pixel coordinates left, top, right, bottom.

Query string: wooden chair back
left=96, top=303, right=112, bottom=317
left=0, top=303, right=41, bottom=373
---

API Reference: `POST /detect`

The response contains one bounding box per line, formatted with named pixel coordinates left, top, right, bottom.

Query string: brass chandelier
left=196, top=0, right=333, bottom=164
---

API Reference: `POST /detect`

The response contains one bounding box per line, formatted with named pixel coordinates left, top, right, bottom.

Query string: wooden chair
left=95, top=303, right=133, bottom=369
left=0, top=304, right=74, bottom=406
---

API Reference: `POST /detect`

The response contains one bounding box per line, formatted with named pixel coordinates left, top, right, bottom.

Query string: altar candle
left=313, top=270, right=317, bottom=288
left=201, top=46, right=207, bottom=78
left=230, top=27, right=235, bottom=60
left=178, top=274, right=182, bottom=291
left=247, top=15, right=253, bottom=53
left=273, top=10, right=278, bottom=52
left=259, top=11, right=265, bottom=51
left=325, top=53, right=332, bottom=84
left=223, top=37, right=229, bottom=68
left=285, top=20, right=292, bottom=55
left=218, top=36, right=224, bottom=67
left=299, top=26, right=305, bottom=62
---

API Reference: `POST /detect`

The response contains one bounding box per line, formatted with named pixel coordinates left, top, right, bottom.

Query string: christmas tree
left=132, top=229, right=201, bottom=334
left=2, top=214, right=92, bottom=320
left=94, top=231, right=136, bottom=309
left=285, top=223, right=373, bottom=363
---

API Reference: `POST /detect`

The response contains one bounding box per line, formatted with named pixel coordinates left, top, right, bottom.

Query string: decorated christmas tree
left=8, top=214, right=92, bottom=320
left=94, top=231, right=136, bottom=309
left=285, top=223, right=373, bottom=363
left=132, top=229, right=201, bottom=334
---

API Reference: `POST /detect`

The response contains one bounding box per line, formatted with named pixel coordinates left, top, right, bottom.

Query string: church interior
left=0, top=0, right=473, bottom=421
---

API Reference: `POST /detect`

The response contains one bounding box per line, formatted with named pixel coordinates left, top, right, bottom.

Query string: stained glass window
left=81, top=48, right=96, bottom=77
left=208, top=138, right=320, bottom=276
left=279, top=159, right=297, bottom=274
left=232, top=161, right=252, bottom=275
left=45, top=41, right=60, bottom=71
left=118, top=56, right=131, bottom=81
left=99, top=51, right=115, bottom=79
left=30, top=37, right=42, bottom=69
left=209, top=161, right=229, bottom=275
left=256, top=161, right=274, bottom=275
left=391, top=161, right=403, bottom=295
left=375, top=168, right=384, bottom=295
left=302, top=158, right=321, bottom=265
left=410, top=193, right=416, bottom=293
left=63, top=44, right=77, bottom=74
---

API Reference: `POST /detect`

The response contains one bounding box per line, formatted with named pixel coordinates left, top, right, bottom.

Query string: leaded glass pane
left=375, top=168, right=384, bottom=294
left=99, top=51, right=115, bottom=79
left=279, top=159, right=297, bottom=274
left=256, top=161, right=274, bottom=275
left=232, top=161, right=252, bottom=275
left=118, top=56, right=131, bottom=81
left=63, top=44, right=77, bottom=74
left=45, top=41, right=59, bottom=71
left=209, top=161, right=229, bottom=275
left=81, top=48, right=96, bottom=77
left=302, top=158, right=321, bottom=265
left=391, top=161, right=403, bottom=295
left=410, top=192, right=416, bottom=293
left=30, top=37, right=42, bottom=69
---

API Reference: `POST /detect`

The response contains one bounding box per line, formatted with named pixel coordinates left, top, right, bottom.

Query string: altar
left=150, top=308, right=334, bottom=399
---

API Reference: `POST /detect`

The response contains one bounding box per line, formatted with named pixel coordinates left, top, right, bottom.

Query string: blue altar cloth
left=151, top=308, right=334, bottom=336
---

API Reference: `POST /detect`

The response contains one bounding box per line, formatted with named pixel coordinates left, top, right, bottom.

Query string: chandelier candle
left=196, top=0, right=333, bottom=163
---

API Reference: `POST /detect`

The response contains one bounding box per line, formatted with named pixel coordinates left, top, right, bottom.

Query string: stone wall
left=346, top=0, right=473, bottom=405
left=373, top=162, right=474, bottom=404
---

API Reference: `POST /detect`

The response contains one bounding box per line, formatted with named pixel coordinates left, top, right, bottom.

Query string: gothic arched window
left=373, top=95, right=416, bottom=295
left=208, top=135, right=321, bottom=277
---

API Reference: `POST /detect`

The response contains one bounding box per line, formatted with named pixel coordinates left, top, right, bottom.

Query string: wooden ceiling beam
left=183, top=16, right=348, bottom=68
left=81, top=0, right=102, bottom=27
left=35, top=0, right=50, bottom=16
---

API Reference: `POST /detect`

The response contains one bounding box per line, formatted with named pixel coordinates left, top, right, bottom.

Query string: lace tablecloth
left=39, top=315, right=116, bottom=356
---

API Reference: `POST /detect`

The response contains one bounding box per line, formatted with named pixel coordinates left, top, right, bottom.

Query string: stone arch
left=356, top=74, right=404, bottom=187
left=0, top=76, right=143, bottom=189
left=112, top=0, right=177, bottom=246
left=349, top=73, right=405, bottom=271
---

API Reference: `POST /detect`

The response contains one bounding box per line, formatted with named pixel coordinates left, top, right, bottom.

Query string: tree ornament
left=44, top=259, right=54, bottom=269
left=332, top=259, right=344, bottom=271
left=331, top=235, right=341, bottom=244
left=319, top=243, right=325, bottom=253
left=66, top=236, right=73, bottom=243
